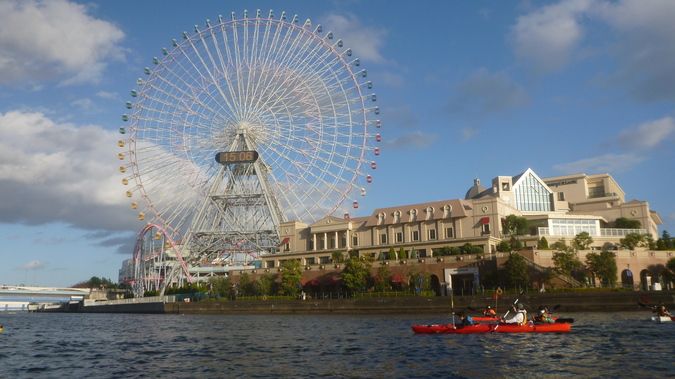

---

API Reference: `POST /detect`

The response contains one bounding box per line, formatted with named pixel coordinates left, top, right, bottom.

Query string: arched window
left=425, top=206, right=434, bottom=220
left=409, top=208, right=418, bottom=222
left=377, top=212, right=385, bottom=225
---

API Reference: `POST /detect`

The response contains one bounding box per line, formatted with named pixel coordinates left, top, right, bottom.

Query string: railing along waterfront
left=537, top=227, right=645, bottom=237
left=84, top=295, right=175, bottom=306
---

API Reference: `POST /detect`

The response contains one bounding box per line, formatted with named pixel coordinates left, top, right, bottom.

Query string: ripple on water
left=0, top=312, right=674, bottom=377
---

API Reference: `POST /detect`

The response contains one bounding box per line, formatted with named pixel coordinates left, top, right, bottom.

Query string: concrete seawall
left=164, top=291, right=675, bottom=315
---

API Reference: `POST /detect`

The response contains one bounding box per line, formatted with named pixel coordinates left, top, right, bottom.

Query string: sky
left=1, top=0, right=674, bottom=287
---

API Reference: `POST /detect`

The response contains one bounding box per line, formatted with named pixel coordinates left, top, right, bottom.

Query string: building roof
left=465, top=178, right=487, bottom=199
left=364, top=199, right=469, bottom=227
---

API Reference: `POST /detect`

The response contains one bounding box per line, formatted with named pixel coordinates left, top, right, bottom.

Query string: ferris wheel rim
left=120, top=9, right=381, bottom=246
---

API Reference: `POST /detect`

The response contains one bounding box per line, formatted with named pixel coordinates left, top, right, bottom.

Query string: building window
left=395, top=232, right=403, bottom=243
left=393, top=210, right=401, bottom=224
left=284, top=242, right=290, bottom=252
left=319, top=256, right=331, bottom=264
left=446, top=227, right=454, bottom=238
left=513, top=172, right=552, bottom=212
left=267, top=261, right=275, bottom=268
left=558, top=192, right=565, bottom=201
left=352, top=235, right=358, bottom=246
left=429, top=229, right=436, bottom=240
left=305, top=257, right=316, bottom=265
left=481, top=223, right=491, bottom=234
left=380, top=234, right=387, bottom=244
left=412, top=230, right=420, bottom=241
left=502, top=182, right=510, bottom=191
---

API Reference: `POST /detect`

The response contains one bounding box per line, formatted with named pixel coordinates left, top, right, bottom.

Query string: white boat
left=650, top=316, right=674, bottom=323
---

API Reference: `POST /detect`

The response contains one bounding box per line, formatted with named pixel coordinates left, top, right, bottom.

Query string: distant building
left=118, top=258, right=133, bottom=284
left=262, top=168, right=662, bottom=268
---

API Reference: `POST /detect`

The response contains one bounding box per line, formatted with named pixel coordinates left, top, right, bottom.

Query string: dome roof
left=465, top=178, right=486, bottom=200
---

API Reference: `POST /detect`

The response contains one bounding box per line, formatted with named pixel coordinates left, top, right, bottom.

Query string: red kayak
left=472, top=316, right=500, bottom=322
left=412, top=322, right=572, bottom=334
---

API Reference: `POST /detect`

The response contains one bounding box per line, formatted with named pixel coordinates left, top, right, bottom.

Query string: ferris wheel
left=118, top=9, right=381, bottom=291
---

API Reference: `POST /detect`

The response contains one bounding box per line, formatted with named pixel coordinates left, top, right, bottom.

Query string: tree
left=255, top=274, right=274, bottom=296
left=331, top=251, right=345, bottom=263
left=552, top=250, right=584, bottom=276
left=551, top=238, right=573, bottom=253
left=209, top=276, right=232, bottom=298
left=503, top=253, right=529, bottom=289
left=373, top=266, right=391, bottom=292
left=397, top=247, right=408, bottom=260
left=537, top=237, right=549, bottom=249
left=342, top=257, right=372, bottom=293
left=663, top=257, right=675, bottom=287
left=586, top=251, right=618, bottom=287
left=409, top=271, right=430, bottom=295
left=656, top=230, right=673, bottom=250
left=502, top=215, right=529, bottom=236
left=614, top=217, right=641, bottom=229
left=280, top=260, right=303, bottom=297
left=496, top=240, right=511, bottom=252
left=573, top=232, right=594, bottom=250
left=388, top=247, right=397, bottom=260
left=620, top=233, right=649, bottom=250
left=238, top=273, right=256, bottom=296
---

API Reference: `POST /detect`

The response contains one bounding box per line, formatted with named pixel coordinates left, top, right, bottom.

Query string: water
left=0, top=312, right=673, bottom=378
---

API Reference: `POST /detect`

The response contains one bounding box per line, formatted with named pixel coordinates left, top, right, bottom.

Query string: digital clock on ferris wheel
left=215, top=151, right=259, bottom=164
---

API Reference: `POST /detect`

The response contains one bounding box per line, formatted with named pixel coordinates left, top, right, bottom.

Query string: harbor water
left=0, top=312, right=673, bottom=378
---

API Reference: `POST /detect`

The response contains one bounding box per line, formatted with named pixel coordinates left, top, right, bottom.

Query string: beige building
left=263, top=168, right=663, bottom=269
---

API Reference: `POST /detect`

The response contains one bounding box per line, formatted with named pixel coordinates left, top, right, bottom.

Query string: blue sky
left=1, top=0, right=674, bottom=287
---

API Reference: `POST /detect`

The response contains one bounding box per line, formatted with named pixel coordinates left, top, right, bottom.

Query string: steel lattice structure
left=118, top=9, right=381, bottom=295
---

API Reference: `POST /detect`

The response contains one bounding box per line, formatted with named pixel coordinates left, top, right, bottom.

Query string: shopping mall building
left=255, top=168, right=672, bottom=291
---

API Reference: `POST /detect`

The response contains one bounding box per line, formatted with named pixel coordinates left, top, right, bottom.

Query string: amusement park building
left=262, top=168, right=663, bottom=268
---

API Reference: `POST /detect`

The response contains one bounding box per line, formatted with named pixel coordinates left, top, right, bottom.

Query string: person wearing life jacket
left=483, top=305, right=497, bottom=317
left=533, top=305, right=554, bottom=324
left=502, top=303, right=528, bottom=325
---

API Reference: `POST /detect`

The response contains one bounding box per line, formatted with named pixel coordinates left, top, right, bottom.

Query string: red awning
left=302, top=278, right=320, bottom=286
left=391, top=273, right=404, bottom=283
left=278, top=237, right=290, bottom=246
left=480, top=217, right=490, bottom=224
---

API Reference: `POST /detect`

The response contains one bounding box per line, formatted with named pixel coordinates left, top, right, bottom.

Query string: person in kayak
left=655, top=304, right=672, bottom=317
left=483, top=305, right=497, bottom=317
left=502, top=303, right=528, bottom=325
left=457, top=312, right=475, bottom=326
left=533, top=305, right=554, bottom=323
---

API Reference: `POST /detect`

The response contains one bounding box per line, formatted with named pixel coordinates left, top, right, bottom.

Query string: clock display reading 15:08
left=215, top=151, right=259, bottom=164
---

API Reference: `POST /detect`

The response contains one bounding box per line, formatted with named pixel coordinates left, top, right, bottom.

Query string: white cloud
left=461, top=127, right=478, bottom=141
left=21, top=260, right=45, bottom=270
left=553, top=153, right=645, bottom=173
left=70, top=98, right=96, bottom=112
left=385, top=131, right=437, bottom=149
left=593, top=0, right=675, bottom=101
left=321, top=13, right=387, bottom=63
left=513, top=0, right=675, bottom=101
left=511, top=0, right=592, bottom=74
left=0, top=110, right=135, bottom=231
left=449, top=68, right=529, bottom=115
left=96, top=91, right=120, bottom=101
left=0, top=0, right=125, bottom=85
left=376, top=71, right=405, bottom=88
left=618, top=117, right=675, bottom=150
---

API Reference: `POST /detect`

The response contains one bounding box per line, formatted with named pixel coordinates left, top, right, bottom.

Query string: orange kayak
left=411, top=322, right=572, bottom=334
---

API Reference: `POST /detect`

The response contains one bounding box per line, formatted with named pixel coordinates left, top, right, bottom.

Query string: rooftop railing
left=538, top=227, right=646, bottom=237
